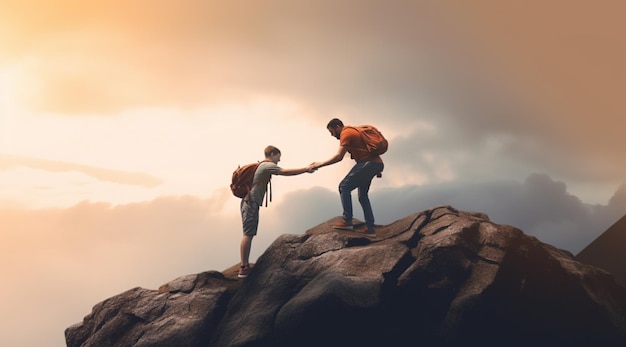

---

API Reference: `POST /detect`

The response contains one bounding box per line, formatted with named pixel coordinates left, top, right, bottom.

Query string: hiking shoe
left=333, top=220, right=354, bottom=230
left=353, top=225, right=376, bottom=238
left=238, top=265, right=251, bottom=278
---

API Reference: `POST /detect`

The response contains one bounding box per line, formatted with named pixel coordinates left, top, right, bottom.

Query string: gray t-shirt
left=249, top=161, right=281, bottom=204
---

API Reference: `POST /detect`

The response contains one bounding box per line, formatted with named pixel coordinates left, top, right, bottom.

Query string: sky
left=0, top=1, right=625, bottom=346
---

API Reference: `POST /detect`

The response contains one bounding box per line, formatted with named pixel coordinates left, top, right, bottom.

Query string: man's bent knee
left=358, top=193, right=369, bottom=203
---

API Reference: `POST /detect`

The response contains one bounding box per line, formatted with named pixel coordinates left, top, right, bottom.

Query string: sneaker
left=333, top=220, right=354, bottom=230
left=353, top=225, right=376, bottom=238
left=238, top=265, right=251, bottom=278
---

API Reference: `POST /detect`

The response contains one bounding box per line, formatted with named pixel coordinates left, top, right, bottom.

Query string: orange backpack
left=230, top=160, right=272, bottom=206
left=349, top=125, right=389, bottom=156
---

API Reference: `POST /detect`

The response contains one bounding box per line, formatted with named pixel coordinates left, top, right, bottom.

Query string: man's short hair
left=264, top=145, right=281, bottom=158
left=327, top=118, right=344, bottom=129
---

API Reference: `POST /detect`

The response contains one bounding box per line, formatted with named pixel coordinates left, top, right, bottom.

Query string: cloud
left=0, top=1, right=472, bottom=115
left=0, top=154, right=162, bottom=187
left=2, top=0, right=624, bottom=185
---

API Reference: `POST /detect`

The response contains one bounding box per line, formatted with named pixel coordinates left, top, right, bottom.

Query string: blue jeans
left=339, top=160, right=384, bottom=230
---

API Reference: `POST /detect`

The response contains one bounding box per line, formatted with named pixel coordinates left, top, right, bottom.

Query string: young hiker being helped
left=237, top=145, right=316, bottom=278
left=310, top=118, right=385, bottom=238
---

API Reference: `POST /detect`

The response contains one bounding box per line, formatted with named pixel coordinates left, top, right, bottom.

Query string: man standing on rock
left=239, top=145, right=317, bottom=278
left=310, top=118, right=384, bottom=238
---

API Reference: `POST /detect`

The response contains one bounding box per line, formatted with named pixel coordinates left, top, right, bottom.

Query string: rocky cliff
left=66, top=206, right=626, bottom=347
left=576, top=214, right=626, bottom=288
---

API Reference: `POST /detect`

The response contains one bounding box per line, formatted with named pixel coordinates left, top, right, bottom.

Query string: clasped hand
left=306, top=162, right=322, bottom=173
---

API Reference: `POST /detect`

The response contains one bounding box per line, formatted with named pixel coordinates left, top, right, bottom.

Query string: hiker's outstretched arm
left=278, top=166, right=315, bottom=176
left=313, top=146, right=348, bottom=169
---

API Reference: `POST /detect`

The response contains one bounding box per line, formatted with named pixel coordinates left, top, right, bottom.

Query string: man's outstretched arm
left=278, top=166, right=316, bottom=176
left=312, top=146, right=348, bottom=169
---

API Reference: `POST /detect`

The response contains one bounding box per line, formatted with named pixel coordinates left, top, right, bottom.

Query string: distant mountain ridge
left=66, top=206, right=626, bottom=347
left=576, top=214, right=626, bottom=287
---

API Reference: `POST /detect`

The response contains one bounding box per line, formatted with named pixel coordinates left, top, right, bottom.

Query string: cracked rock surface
left=66, top=206, right=626, bottom=347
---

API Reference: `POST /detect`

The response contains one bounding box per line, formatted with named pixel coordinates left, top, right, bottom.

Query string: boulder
left=66, top=206, right=626, bottom=347
left=65, top=272, right=239, bottom=347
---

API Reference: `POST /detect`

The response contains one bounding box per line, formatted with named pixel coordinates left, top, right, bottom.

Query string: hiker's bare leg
left=240, top=235, right=253, bottom=266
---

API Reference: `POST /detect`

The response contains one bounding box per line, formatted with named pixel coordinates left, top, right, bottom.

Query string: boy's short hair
left=327, top=118, right=344, bottom=129
left=264, top=145, right=281, bottom=158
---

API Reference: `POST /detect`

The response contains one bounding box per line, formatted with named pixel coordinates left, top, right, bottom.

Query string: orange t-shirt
left=340, top=126, right=384, bottom=164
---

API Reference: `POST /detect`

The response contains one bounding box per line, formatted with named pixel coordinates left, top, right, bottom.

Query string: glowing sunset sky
left=1, top=1, right=624, bottom=346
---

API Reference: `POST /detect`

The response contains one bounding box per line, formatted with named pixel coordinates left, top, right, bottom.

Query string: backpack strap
left=254, top=174, right=271, bottom=207
left=250, top=159, right=273, bottom=207
left=266, top=178, right=272, bottom=207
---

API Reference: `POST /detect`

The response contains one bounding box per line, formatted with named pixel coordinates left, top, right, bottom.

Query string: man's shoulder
left=340, top=126, right=360, bottom=140
left=342, top=126, right=360, bottom=134
left=258, top=161, right=281, bottom=173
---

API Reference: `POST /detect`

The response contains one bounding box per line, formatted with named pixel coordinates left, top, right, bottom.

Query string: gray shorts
left=240, top=199, right=260, bottom=236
